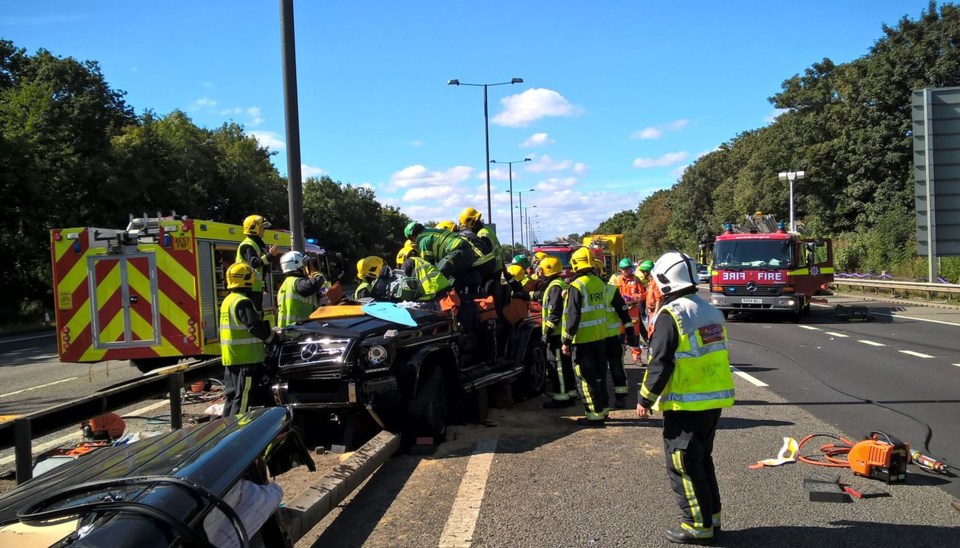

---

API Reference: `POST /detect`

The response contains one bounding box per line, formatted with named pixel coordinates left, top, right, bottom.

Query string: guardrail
left=832, top=278, right=960, bottom=299
left=1, top=357, right=222, bottom=484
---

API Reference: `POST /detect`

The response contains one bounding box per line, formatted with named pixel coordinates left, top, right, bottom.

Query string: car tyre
left=513, top=339, right=548, bottom=400
left=408, top=367, right=447, bottom=440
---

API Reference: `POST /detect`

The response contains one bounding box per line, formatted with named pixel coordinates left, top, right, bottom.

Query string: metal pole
left=518, top=192, right=524, bottom=250
left=924, top=88, right=937, bottom=283
left=280, top=0, right=305, bottom=252
left=14, top=418, right=32, bottom=484
left=508, top=164, right=515, bottom=247
left=789, top=177, right=795, bottom=233
left=169, top=372, right=183, bottom=430
left=483, top=85, right=492, bottom=225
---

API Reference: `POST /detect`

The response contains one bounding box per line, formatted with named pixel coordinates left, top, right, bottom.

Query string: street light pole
left=777, top=170, right=806, bottom=232
left=492, top=158, right=530, bottom=247
left=516, top=189, right=535, bottom=249
left=448, top=77, right=524, bottom=225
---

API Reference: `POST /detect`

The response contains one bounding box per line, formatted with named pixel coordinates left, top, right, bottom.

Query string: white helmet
left=652, top=251, right=697, bottom=296
left=280, top=250, right=307, bottom=274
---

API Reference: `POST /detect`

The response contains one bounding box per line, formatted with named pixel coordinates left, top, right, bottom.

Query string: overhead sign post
left=912, top=86, right=960, bottom=282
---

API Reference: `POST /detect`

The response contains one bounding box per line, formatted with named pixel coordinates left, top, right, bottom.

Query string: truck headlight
left=366, top=345, right=389, bottom=366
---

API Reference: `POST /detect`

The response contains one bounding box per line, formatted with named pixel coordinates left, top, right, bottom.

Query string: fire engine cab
left=50, top=215, right=337, bottom=372
left=708, top=214, right=833, bottom=319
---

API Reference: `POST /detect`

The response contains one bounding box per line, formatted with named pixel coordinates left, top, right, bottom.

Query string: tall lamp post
left=523, top=205, right=538, bottom=248
left=515, top=189, right=535, bottom=249
left=777, top=170, right=806, bottom=232
left=448, top=77, right=524, bottom=225
left=492, top=158, right=530, bottom=247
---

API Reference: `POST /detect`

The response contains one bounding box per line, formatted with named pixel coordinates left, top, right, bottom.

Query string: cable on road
left=730, top=335, right=959, bottom=471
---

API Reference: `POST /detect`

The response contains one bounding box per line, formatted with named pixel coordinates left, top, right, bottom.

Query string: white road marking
left=824, top=331, right=849, bottom=338
left=899, top=350, right=934, bottom=359
left=439, top=438, right=498, bottom=547
left=0, top=333, right=55, bottom=345
left=0, top=378, right=77, bottom=399
left=730, top=367, right=768, bottom=387
left=858, top=340, right=886, bottom=347
left=954, top=364, right=960, bottom=368
left=798, top=325, right=820, bottom=331
left=0, top=400, right=169, bottom=467
left=857, top=311, right=960, bottom=328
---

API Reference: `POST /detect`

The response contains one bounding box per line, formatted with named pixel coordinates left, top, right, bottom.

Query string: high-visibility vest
left=219, top=292, right=266, bottom=366
left=236, top=237, right=266, bottom=292
left=354, top=281, right=370, bottom=300
left=640, top=294, right=735, bottom=412
left=408, top=257, right=451, bottom=300
left=478, top=226, right=504, bottom=271
left=277, top=275, right=318, bottom=327
left=562, top=274, right=607, bottom=344
left=541, top=277, right=567, bottom=336
left=604, top=284, right=623, bottom=337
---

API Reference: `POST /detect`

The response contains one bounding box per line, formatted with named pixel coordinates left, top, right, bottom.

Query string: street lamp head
left=447, top=79, right=460, bottom=86
left=778, top=172, right=788, bottom=181
left=796, top=170, right=806, bottom=179
left=528, top=188, right=536, bottom=193
left=511, top=78, right=524, bottom=84
left=524, top=158, right=531, bottom=162
left=490, top=159, right=498, bottom=164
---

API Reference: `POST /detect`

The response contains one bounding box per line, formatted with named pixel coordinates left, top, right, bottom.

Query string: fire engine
left=50, top=215, right=339, bottom=372
left=531, top=239, right=604, bottom=279
left=582, top=233, right=627, bottom=274
left=708, top=213, right=833, bottom=319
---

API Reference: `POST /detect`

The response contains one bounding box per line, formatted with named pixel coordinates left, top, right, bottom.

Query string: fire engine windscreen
left=714, top=240, right=793, bottom=268
left=542, top=250, right=572, bottom=268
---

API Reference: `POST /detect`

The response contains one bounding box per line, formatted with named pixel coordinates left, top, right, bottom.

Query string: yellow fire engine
left=50, top=216, right=315, bottom=372
left=582, top=234, right=627, bottom=274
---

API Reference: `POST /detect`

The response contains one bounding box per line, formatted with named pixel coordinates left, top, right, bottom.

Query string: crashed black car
left=271, top=300, right=547, bottom=438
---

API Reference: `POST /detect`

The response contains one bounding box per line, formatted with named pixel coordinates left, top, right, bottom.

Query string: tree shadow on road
left=715, top=522, right=955, bottom=548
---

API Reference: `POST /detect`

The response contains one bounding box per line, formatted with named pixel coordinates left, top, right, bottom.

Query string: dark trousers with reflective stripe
left=604, top=335, right=628, bottom=396
left=546, top=334, right=576, bottom=400
left=663, top=409, right=722, bottom=533
left=572, top=340, right=608, bottom=419
left=222, top=363, right=272, bottom=417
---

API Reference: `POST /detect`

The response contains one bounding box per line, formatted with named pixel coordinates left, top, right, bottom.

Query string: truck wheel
left=130, top=357, right=180, bottom=374
left=513, top=340, right=548, bottom=400
left=408, top=367, right=447, bottom=440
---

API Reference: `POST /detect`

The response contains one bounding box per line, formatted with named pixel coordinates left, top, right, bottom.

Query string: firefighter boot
left=664, top=525, right=713, bottom=545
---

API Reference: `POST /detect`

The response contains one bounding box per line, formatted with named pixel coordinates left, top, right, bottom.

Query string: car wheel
left=514, top=339, right=548, bottom=399
left=408, top=367, right=447, bottom=440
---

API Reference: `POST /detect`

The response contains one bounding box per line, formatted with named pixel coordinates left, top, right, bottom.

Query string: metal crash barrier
left=1, top=357, right=222, bottom=484
left=833, top=278, right=960, bottom=300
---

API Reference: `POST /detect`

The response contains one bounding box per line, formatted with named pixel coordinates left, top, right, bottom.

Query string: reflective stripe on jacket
left=640, top=294, right=734, bottom=411
left=408, top=257, right=451, bottom=300
left=277, top=275, right=317, bottom=327
left=563, top=274, right=607, bottom=344
left=604, top=283, right=622, bottom=337
left=541, top=277, right=567, bottom=336
left=219, top=292, right=266, bottom=366
left=478, top=226, right=504, bottom=271
left=236, top=238, right=266, bottom=292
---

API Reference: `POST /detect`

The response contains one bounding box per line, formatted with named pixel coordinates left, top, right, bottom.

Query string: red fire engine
left=531, top=239, right=605, bottom=279
left=707, top=214, right=833, bottom=319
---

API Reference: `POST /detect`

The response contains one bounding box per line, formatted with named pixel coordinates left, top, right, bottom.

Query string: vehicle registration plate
left=741, top=298, right=763, bottom=304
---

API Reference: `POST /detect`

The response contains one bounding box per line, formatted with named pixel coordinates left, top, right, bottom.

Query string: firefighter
left=644, top=259, right=664, bottom=339
left=540, top=256, right=576, bottom=408
left=436, top=220, right=457, bottom=231
left=355, top=256, right=418, bottom=302
left=219, top=262, right=276, bottom=417
left=459, top=207, right=504, bottom=273
left=604, top=277, right=638, bottom=409
left=405, top=222, right=487, bottom=293
left=637, top=251, right=734, bottom=544
left=277, top=251, right=326, bottom=328
left=236, top=215, right=281, bottom=314
left=561, top=247, right=611, bottom=427
left=399, top=253, right=454, bottom=301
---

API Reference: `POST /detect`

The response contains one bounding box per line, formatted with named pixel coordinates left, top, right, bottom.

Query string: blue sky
left=1, top=1, right=935, bottom=243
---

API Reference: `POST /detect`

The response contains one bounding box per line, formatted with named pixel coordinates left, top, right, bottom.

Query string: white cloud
left=492, top=88, right=580, bottom=127
left=536, top=177, right=578, bottom=191
left=765, top=108, right=789, bottom=123
left=403, top=185, right=455, bottom=201
left=521, top=132, right=554, bottom=148
left=410, top=140, right=424, bottom=147
left=527, top=155, right=573, bottom=173
left=670, top=165, right=689, bottom=178
left=632, top=119, right=689, bottom=140
left=246, top=107, right=263, bottom=126
left=390, top=164, right=473, bottom=189
left=573, top=162, right=588, bottom=175
left=189, top=97, right=217, bottom=111
left=632, top=151, right=689, bottom=169
left=248, top=130, right=285, bottom=151
left=219, top=106, right=263, bottom=127
left=301, top=164, right=324, bottom=178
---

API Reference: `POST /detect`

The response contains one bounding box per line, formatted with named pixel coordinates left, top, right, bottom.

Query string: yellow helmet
left=396, top=241, right=418, bottom=266
left=242, top=215, right=271, bottom=236
left=357, top=256, right=385, bottom=280
left=570, top=247, right=594, bottom=272
left=540, top=256, right=562, bottom=277
left=226, top=262, right=256, bottom=289
left=533, top=251, right=548, bottom=263
left=458, top=207, right=482, bottom=230
left=594, top=258, right=605, bottom=274
left=507, top=263, right=526, bottom=281
left=436, top=220, right=457, bottom=231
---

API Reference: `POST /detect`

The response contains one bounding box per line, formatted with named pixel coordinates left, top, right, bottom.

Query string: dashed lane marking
left=0, top=378, right=77, bottom=400
left=731, top=367, right=768, bottom=387
left=439, top=438, right=498, bottom=547
left=899, top=350, right=935, bottom=359
left=0, top=333, right=55, bottom=345
left=858, top=340, right=886, bottom=347
left=824, top=331, right=849, bottom=338
left=798, top=325, right=821, bottom=330
left=0, top=399, right=168, bottom=467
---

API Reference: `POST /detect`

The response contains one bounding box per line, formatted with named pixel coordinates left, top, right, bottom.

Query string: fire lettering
left=721, top=272, right=746, bottom=281
left=757, top=271, right=784, bottom=282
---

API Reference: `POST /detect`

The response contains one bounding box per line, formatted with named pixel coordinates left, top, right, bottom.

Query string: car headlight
left=366, top=345, right=389, bottom=366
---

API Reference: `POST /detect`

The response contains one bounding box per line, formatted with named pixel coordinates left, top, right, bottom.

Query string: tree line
left=589, top=1, right=960, bottom=280
left=0, top=40, right=410, bottom=322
